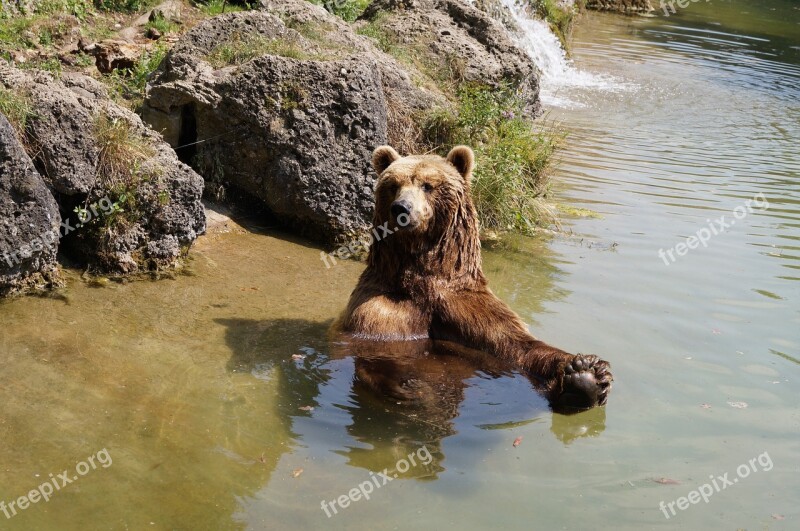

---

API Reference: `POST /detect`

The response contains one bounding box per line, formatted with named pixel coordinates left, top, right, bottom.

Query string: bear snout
left=391, top=200, right=412, bottom=219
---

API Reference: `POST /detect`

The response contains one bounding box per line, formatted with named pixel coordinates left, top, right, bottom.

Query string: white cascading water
left=494, top=0, right=628, bottom=108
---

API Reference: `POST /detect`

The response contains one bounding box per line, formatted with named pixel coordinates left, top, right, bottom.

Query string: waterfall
left=491, top=0, right=628, bottom=108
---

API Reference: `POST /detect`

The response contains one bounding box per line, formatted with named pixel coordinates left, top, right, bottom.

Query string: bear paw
left=554, top=354, right=613, bottom=411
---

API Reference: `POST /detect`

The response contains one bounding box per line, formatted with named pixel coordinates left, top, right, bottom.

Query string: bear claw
left=554, top=354, right=613, bottom=411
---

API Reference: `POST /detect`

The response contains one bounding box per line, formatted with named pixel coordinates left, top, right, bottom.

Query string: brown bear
left=336, top=145, right=612, bottom=410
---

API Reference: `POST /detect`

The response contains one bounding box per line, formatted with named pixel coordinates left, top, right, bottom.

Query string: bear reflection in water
left=220, top=317, right=606, bottom=480
left=329, top=335, right=607, bottom=478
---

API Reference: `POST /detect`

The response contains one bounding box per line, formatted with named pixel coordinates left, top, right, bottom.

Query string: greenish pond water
left=1, top=1, right=798, bottom=529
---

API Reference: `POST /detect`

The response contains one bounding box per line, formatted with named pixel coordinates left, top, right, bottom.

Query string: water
left=498, top=0, right=634, bottom=107
left=1, top=1, right=799, bottom=529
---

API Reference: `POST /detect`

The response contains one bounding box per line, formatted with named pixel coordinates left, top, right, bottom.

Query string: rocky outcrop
left=82, top=40, right=143, bottom=74
left=141, top=0, right=543, bottom=246
left=358, top=0, right=542, bottom=116
left=0, top=64, right=205, bottom=275
left=0, top=113, right=61, bottom=297
left=585, top=0, right=653, bottom=14
left=259, top=0, right=445, bottom=113
left=142, top=7, right=426, bottom=246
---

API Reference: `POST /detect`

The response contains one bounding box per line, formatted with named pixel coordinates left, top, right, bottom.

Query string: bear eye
left=422, top=183, right=434, bottom=193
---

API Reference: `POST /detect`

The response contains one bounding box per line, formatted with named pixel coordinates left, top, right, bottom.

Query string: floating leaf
left=512, top=436, right=523, bottom=448
left=654, top=477, right=681, bottom=485
left=772, top=514, right=785, bottom=520
left=291, top=354, right=306, bottom=361
left=299, top=406, right=314, bottom=412
left=291, top=468, right=303, bottom=478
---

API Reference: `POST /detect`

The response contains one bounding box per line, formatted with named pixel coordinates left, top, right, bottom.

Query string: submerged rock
left=0, top=64, right=205, bottom=276
left=0, top=113, right=61, bottom=297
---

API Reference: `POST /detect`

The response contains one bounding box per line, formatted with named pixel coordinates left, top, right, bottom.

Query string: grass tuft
left=196, top=0, right=252, bottom=17
left=309, top=0, right=370, bottom=23
left=206, top=32, right=316, bottom=67
left=529, top=0, right=581, bottom=51
left=94, top=113, right=155, bottom=189
left=91, top=113, right=168, bottom=231
left=104, top=43, right=168, bottom=108
left=0, top=88, right=35, bottom=137
left=94, top=0, right=151, bottom=13
left=144, top=13, right=178, bottom=35
left=423, top=84, right=561, bottom=233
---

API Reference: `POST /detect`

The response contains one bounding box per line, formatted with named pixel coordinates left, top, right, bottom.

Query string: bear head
left=372, top=145, right=475, bottom=235
left=368, top=145, right=482, bottom=280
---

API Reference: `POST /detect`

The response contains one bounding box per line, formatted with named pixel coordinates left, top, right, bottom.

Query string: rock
left=146, top=27, right=163, bottom=40
left=358, top=0, right=542, bottom=116
left=0, top=64, right=205, bottom=275
left=133, top=0, right=184, bottom=27
left=585, top=0, right=653, bottom=14
left=143, top=7, right=420, bottom=246
left=258, top=0, right=447, bottom=151
left=85, top=40, right=143, bottom=74
left=0, top=113, right=61, bottom=297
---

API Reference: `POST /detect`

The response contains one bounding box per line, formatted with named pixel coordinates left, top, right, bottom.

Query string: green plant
left=104, top=43, right=168, bottom=107
left=423, top=84, right=561, bottom=233
left=206, top=32, right=316, bottom=67
left=0, top=88, right=35, bottom=136
left=65, top=0, right=92, bottom=20
left=94, top=114, right=155, bottom=188
left=0, top=17, right=36, bottom=53
left=196, top=0, right=251, bottom=16
left=144, top=13, right=177, bottom=35
left=19, top=57, right=63, bottom=75
left=356, top=19, right=457, bottom=94
left=75, top=52, right=95, bottom=67
left=89, top=114, right=167, bottom=232
left=529, top=0, right=578, bottom=50
left=94, top=0, right=149, bottom=13
left=39, top=27, right=54, bottom=46
left=37, top=0, right=93, bottom=18
left=309, top=0, right=370, bottom=23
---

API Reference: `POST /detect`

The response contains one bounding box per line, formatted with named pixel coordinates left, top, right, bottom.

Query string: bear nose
left=390, top=200, right=411, bottom=220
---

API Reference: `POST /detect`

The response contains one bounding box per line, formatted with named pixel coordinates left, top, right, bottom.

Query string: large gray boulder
left=0, top=113, right=61, bottom=297
left=0, top=64, right=205, bottom=274
left=358, top=0, right=542, bottom=116
left=143, top=9, right=397, bottom=246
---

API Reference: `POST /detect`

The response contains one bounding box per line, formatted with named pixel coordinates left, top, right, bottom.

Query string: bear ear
left=446, top=145, right=475, bottom=181
left=372, top=145, right=401, bottom=175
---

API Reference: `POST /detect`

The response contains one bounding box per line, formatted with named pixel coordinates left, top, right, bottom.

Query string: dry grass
left=385, top=92, right=427, bottom=155
left=94, top=113, right=154, bottom=189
